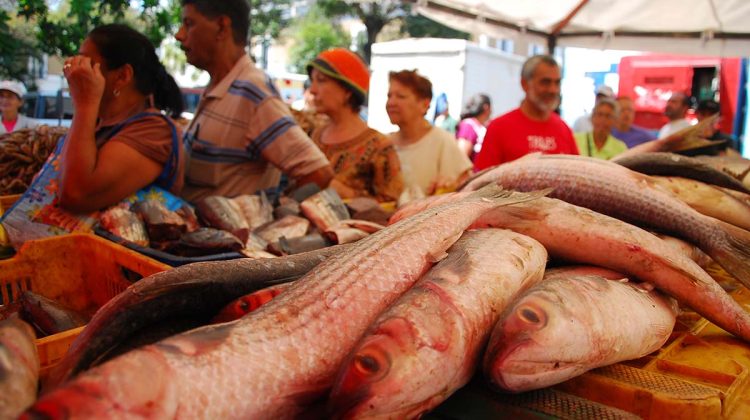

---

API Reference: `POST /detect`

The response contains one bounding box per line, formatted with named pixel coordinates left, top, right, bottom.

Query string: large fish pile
left=12, top=154, right=750, bottom=419
left=99, top=186, right=391, bottom=259
left=0, top=126, right=67, bottom=195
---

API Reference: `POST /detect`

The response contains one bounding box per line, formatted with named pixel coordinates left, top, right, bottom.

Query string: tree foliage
left=316, top=0, right=406, bottom=64
left=403, top=14, right=469, bottom=40
left=287, top=7, right=350, bottom=73
left=249, top=0, right=291, bottom=46
left=316, top=1, right=468, bottom=64
left=0, top=8, right=40, bottom=82
left=16, top=0, right=181, bottom=57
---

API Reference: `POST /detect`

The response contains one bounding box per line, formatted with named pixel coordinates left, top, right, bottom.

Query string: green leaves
left=287, top=7, right=350, bottom=73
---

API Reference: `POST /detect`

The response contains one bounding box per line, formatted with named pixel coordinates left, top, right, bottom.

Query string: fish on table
left=484, top=267, right=677, bottom=393
left=460, top=153, right=750, bottom=291
left=19, top=291, right=88, bottom=337
left=0, top=316, right=39, bottom=420
left=393, top=193, right=750, bottom=343
left=29, top=185, right=546, bottom=419
left=612, top=152, right=750, bottom=194
left=649, top=176, right=750, bottom=231
left=45, top=245, right=348, bottom=389
left=328, top=229, right=548, bottom=419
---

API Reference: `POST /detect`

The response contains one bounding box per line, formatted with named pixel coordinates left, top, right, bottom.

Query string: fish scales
left=27, top=185, right=542, bottom=419
left=0, top=317, right=39, bottom=420
left=484, top=269, right=677, bottom=393
left=462, top=154, right=750, bottom=289
left=329, top=229, right=547, bottom=418
left=392, top=193, right=750, bottom=343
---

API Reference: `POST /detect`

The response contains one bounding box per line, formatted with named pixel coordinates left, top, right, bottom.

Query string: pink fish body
left=485, top=269, right=677, bottom=392
left=27, top=186, right=543, bottom=419
left=329, top=229, right=547, bottom=418
left=462, top=153, right=750, bottom=289
left=393, top=193, right=750, bottom=343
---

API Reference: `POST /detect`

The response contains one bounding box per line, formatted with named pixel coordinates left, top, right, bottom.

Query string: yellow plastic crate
left=0, top=233, right=170, bottom=378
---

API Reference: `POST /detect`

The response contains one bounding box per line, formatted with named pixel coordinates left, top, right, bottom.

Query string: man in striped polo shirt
left=176, top=0, right=333, bottom=201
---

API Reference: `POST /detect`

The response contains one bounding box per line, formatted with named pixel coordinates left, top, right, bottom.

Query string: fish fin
left=427, top=232, right=463, bottom=263
left=468, top=183, right=553, bottom=205
left=709, top=220, right=750, bottom=290
left=634, top=282, right=655, bottom=293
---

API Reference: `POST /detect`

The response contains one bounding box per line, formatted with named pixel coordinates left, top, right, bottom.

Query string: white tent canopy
left=412, top=0, right=750, bottom=56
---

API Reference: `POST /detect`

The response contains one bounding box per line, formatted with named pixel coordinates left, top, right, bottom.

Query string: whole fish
left=484, top=269, right=677, bottom=393
left=461, top=153, right=750, bottom=290
left=394, top=194, right=750, bottom=343
left=28, top=185, right=545, bottom=419
left=45, top=245, right=349, bottom=389
left=329, top=229, right=547, bottom=419
left=613, top=152, right=750, bottom=194
left=650, top=176, right=750, bottom=231
left=211, top=283, right=291, bottom=323
left=0, top=316, right=39, bottom=420
left=19, top=291, right=88, bottom=336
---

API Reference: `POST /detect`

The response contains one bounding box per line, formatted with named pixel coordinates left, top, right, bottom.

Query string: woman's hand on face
left=64, top=55, right=105, bottom=110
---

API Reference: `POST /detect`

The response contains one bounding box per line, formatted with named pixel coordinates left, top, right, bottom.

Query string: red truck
left=617, top=54, right=743, bottom=136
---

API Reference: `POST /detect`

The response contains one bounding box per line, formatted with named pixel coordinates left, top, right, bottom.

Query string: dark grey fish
left=44, top=244, right=349, bottom=390
left=613, top=152, right=750, bottom=194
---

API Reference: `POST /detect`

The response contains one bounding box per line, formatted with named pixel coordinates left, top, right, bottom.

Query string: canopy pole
left=547, top=35, right=557, bottom=54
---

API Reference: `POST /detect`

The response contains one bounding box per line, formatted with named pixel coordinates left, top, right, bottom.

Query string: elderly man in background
left=175, top=0, right=332, bottom=202
left=574, top=97, right=628, bottom=160
left=474, top=55, right=578, bottom=170
left=0, top=80, right=38, bottom=134
left=657, top=92, right=692, bottom=138
left=611, top=96, right=656, bottom=148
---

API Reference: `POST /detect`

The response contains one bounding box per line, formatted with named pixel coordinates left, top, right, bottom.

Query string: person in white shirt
left=0, top=80, right=38, bottom=134
left=386, top=70, right=472, bottom=197
left=658, top=92, right=692, bottom=138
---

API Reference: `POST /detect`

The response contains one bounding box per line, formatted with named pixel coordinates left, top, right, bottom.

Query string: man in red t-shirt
left=473, top=55, right=578, bottom=170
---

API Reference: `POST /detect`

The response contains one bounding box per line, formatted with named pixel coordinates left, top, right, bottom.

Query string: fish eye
left=351, top=346, right=391, bottom=382
left=519, top=307, right=542, bottom=324
left=355, top=354, right=379, bottom=374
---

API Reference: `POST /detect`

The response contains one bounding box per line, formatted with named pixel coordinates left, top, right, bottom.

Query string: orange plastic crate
left=0, top=233, right=170, bottom=377
left=0, top=193, right=20, bottom=216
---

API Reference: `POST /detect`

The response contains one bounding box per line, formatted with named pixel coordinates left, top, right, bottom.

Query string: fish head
left=484, top=288, right=592, bottom=392
left=329, top=317, right=437, bottom=419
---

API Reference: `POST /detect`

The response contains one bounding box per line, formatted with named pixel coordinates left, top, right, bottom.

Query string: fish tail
left=711, top=220, right=750, bottom=290
left=469, top=184, right=552, bottom=205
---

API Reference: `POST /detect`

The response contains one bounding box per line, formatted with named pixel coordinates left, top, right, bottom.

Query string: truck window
left=38, top=95, right=74, bottom=120
left=21, top=96, right=38, bottom=118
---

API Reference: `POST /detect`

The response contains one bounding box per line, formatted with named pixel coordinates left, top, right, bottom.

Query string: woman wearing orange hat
left=307, top=48, right=403, bottom=202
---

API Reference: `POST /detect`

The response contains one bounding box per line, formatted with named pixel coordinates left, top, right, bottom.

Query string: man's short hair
left=521, top=55, right=559, bottom=81
left=696, top=99, right=720, bottom=116
left=671, top=92, right=691, bottom=108
left=181, top=0, right=249, bottom=45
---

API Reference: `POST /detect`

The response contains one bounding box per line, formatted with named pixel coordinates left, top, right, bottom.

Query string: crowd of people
left=0, top=0, right=742, bottom=245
